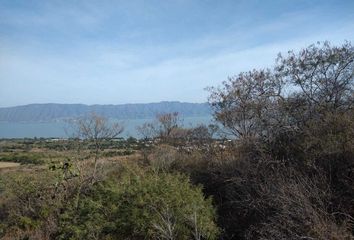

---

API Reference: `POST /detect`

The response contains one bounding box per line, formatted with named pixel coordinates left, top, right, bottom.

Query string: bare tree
left=137, top=122, right=157, bottom=140
left=276, top=41, right=354, bottom=113
left=157, top=112, right=181, bottom=139
left=208, top=69, right=284, bottom=139
left=137, top=112, right=182, bottom=143
left=73, top=112, right=124, bottom=178
left=208, top=41, right=354, bottom=142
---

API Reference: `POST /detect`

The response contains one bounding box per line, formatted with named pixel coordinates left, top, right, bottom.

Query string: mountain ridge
left=0, top=101, right=212, bottom=122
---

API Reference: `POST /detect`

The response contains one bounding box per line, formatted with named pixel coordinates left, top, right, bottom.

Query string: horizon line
left=0, top=100, right=210, bottom=109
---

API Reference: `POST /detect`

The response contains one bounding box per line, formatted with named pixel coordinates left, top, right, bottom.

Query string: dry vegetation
left=0, top=41, right=353, bottom=240
left=0, top=162, right=20, bottom=169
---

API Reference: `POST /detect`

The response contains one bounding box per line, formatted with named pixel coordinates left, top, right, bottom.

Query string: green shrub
left=59, top=165, right=219, bottom=240
left=0, top=170, right=59, bottom=239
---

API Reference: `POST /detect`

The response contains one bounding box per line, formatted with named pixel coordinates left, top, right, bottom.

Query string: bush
left=58, top=165, right=219, bottom=240
left=0, top=170, right=59, bottom=240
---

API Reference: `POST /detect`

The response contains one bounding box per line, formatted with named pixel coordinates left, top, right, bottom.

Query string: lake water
left=0, top=116, right=213, bottom=139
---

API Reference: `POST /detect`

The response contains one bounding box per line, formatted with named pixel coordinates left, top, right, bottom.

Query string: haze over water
left=0, top=116, right=212, bottom=139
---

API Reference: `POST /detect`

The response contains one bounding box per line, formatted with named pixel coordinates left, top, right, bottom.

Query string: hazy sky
left=1, top=0, right=354, bottom=107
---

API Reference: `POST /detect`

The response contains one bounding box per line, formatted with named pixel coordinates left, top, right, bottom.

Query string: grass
left=0, top=153, right=45, bottom=165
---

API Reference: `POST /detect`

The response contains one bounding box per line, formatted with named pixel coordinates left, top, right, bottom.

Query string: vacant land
left=0, top=162, right=20, bottom=169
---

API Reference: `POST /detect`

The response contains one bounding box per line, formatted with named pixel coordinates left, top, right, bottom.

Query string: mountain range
left=0, top=102, right=212, bottom=122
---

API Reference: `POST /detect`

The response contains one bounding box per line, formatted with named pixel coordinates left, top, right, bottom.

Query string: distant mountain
left=0, top=102, right=212, bottom=122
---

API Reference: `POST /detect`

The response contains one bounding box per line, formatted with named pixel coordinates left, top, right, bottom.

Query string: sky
left=0, top=0, right=354, bottom=107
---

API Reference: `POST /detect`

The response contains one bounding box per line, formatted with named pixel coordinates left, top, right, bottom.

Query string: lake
left=0, top=116, right=213, bottom=139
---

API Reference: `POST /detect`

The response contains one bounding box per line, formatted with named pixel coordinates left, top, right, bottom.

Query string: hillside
left=0, top=102, right=211, bottom=122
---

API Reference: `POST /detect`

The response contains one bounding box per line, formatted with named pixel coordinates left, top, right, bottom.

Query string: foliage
left=0, top=170, right=60, bottom=240
left=58, top=165, right=219, bottom=240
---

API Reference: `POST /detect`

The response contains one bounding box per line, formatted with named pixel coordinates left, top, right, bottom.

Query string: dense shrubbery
left=0, top=163, right=219, bottom=240
left=0, top=170, right=59, bottom=239
left=146, top=41, right=354, bottom=239
left=58, top=165, right=219, bottom=240
left=175, top=41, right=354, bottom=239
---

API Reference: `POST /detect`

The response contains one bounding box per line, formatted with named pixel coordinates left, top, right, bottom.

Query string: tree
left=204, top=41, right=354, bottom=238
left=208, top=69, right=284, bottom=140
left=156, top=112, right=181, bottom=140
left=276, top=41, right=354, bottom=126
left=137, top=112, right=183, bottom=143
left=273, top=41, right=354, bottom=163
left=208, top=41, right=354, bottom=141
left=137, top=122, right=157, bottom=140
left=72, top=112, right=124, bottom=178
left=277, top=41, right=353, bottom=109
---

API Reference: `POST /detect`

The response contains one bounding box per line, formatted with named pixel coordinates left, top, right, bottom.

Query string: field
left=0, top=138, right=141, bottom=168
